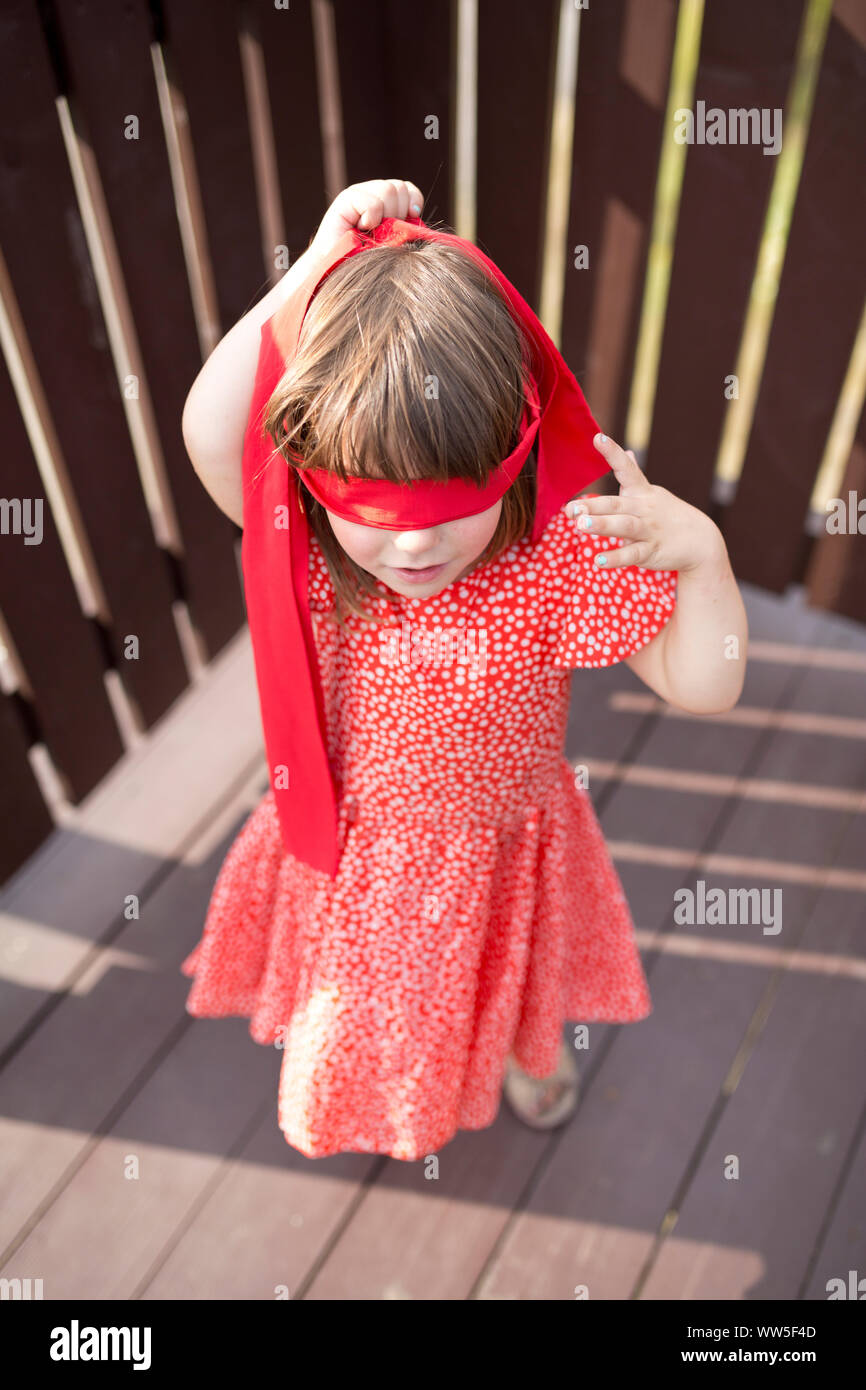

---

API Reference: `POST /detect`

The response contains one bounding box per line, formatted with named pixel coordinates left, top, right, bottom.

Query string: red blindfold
left=296, top=378, right=542, bottom=528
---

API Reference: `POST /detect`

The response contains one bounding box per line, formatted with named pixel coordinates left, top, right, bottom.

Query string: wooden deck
left=1, top=580, right=864, bottom=1302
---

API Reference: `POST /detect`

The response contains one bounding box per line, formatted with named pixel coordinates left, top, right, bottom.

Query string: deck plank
left=303, top=1112, right=552, bottom=1301
left=640, top=807, right=866, bottom=1299
left=802, top=1108, right=866, bottom=1300
left=1, top=1017, right=276, bottom=1299
left=0, top=760, right=268, bottom=1262
left=0, top=631, right=263, bottom=1055
left=140, top=1107, right=377, bottom=1301
left=467, top=600, right=863, bottom=1298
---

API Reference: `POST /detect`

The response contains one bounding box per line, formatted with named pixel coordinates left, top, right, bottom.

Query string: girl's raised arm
left=182, top=178, right=424, bottom=529
left=181, top=241, right=318, bottom=528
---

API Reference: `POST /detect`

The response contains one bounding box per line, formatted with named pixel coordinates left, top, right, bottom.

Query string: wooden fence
left=0, top=0, right=863, bottom=885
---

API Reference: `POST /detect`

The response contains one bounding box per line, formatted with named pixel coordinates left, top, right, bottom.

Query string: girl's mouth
left=389, top=562, right=448, bottom=584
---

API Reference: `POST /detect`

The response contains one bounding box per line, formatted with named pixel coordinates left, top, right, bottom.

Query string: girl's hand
left=566, top=432, right=724, bottom=574
left=308, top=179, right=425, bottom=259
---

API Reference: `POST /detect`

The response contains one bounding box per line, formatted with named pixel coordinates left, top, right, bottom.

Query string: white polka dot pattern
left=544, top=498, right=679, bottom=668
left=180, top=497, right=678, bottom=1160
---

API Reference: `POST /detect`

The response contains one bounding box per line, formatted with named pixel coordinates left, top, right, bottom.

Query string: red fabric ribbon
left=241, top=215, right=609, bottom=877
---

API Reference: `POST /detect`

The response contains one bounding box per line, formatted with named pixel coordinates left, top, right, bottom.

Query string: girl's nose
left=391, top=528, right=440, bottom=557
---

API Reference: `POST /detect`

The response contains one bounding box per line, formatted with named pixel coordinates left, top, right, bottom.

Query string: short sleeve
left=540, top=501, right=678, bottom=669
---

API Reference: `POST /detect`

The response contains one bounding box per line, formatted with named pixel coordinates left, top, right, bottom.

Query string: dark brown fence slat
left=0, top=698, right=54, bottom=884
left=161, top=0, right=265, bottom=331
left=475, top=0, right=559, bottom=310
left=255, top=0, right=330, bottom=253
left=0, top=0, right=189, bottom=730
left=723, top=0, right=866, bottom=597
left=646, top=0, right=806, bottom=509
left=561, top=0, right=677, bottom=437
left=329, top=0, right=455, bottom=229
left=52, top=0, right=246, bottom=659
left=805, top=417, right=866, bottom=623
left=0, top=358, right=123, bottom=810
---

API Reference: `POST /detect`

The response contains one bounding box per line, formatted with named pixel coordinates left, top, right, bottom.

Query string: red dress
left=180, top=502, right=678, bottom=1160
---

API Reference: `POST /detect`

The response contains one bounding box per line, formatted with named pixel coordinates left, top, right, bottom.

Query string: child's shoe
left=502, top=1039, right=580, bottom=1129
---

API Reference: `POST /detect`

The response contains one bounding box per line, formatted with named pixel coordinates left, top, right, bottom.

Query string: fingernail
left=578, top=514, right=592, bottom=530
left=411, top=203, right=422, bottom=214
left=595, top=553, right=606, bottom=566
left=596, top=432, right=607, bottom=444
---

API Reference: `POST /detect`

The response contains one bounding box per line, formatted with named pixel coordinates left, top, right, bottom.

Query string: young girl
left=180, top=178, right=747, bottom=1161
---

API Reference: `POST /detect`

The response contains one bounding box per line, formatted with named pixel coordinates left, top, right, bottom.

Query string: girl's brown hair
left=261, top=227, right=538, bottom=622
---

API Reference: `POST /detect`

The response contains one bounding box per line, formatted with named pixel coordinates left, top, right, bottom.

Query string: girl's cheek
left=326, top=514, right=380, bottom=567
left=455, top=503, right=502, bottom=554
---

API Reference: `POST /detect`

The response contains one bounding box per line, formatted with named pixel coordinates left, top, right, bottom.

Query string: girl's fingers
left=573, top=510, right=646, bottom=542
left=356, top=195, right=384, bottom=228
left=310, top=180, right=425, bottom=263
left=358, top=179, right=397, bottom=225
left=592, top=432, right=651, bottom=490
left=568, top=493, right=650, bottom=520
left=591, top=540, right=656, bottom=571
left=566, top=438, right=650, bottom=518
left=398, top=180, right=424, bottom=215
left=357, top=179, right=423, bottom=227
